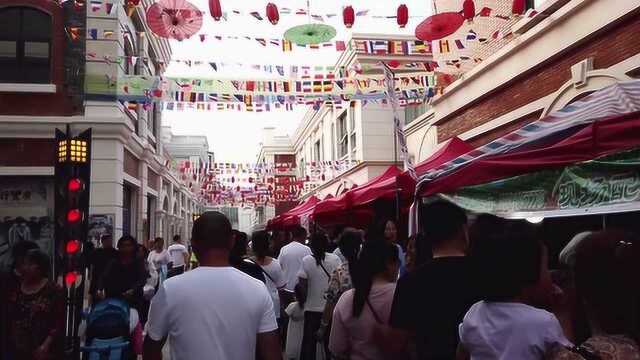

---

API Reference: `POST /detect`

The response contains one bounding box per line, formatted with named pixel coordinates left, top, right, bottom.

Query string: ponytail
left=310, top=232, right=328, bottom=266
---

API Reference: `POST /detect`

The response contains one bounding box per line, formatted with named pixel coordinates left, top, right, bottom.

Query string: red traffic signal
left=68, top=178, right=83, bottom=192
left=65, top=272, right=78, bottom=287
left=67, top=209, right=82, bottom=223
left=66, top=240, right=81, bottom=254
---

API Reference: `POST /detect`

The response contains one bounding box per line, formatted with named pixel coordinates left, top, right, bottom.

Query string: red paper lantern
left=512, top=0, right=526, bottom=15
left=266, top=3, right=279, bottom=25
left=397, top=4, right=408, bottom=28
left=388, top=60, right=401, bottom=68
left=343, top=6, right=355, bottom=28
left=463, top=0, right=475, bottom=21
left=209, top=0, right=222, bottom=21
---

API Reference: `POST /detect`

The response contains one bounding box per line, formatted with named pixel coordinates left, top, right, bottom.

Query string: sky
left=163, top=0, right=433, bottom=162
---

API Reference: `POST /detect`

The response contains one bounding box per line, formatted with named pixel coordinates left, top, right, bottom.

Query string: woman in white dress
left=250, top=231, right=286, bottom=319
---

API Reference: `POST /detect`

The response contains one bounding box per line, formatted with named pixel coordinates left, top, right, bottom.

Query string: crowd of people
left=1, top=199, right=639, bottom=360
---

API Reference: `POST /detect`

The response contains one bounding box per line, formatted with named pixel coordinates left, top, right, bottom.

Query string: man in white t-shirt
left=167, top=235, right=189, bottom=277
left=278, top=226, right=312, bottom=292
left=144, top=211, right=281, bottom=360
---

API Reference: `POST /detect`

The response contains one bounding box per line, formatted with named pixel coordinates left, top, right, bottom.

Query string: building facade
left=0, top=0, right=202, bottom=267
left=405, top=0, right=640, bottom=163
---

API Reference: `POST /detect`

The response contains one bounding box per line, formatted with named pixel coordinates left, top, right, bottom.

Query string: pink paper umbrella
left=146, top=0, right=203, bottom=41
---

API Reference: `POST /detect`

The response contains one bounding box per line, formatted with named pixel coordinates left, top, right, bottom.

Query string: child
left=458, top=220, right=571, bottom=360
left=285, top=301, right=305, bottom=360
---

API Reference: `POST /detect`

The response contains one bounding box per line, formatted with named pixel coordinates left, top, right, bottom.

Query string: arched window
left=0, top=6, right=52, bottom=83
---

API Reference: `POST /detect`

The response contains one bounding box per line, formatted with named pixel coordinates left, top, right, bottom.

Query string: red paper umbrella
left=209, top=0, right=222, bottom=21
left=266, top=3, right=279, bottom=25
left=343, top=6, right=355, bottom=28
left=397, top=4, right=408, bottom=28
left=146, top=0, right=203, bottom=41
left=415, top=12, right=464, bottom=41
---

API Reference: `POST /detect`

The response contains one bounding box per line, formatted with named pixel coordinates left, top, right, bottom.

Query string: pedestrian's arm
left=144, top=284, right=170, bottom=360
left=257, top=330, right=283, bottom=360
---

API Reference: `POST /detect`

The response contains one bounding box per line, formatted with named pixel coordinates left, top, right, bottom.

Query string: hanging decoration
left=463, top=0, right=476, bottom=21
left=266, top=3, right=279, bottom=25
left=428, top=0, right=524, bottom=76
left=512, top=0, right=526, bottom=15
left=125, top=0, right=140, bottom=17
left=284, top=24, right=337, bottom=45
left=397, top=4, right=408, bottom=28
left=209, top=0, right=222, bottom=20
left=284, top=0, right=337, bottom=45
left=343, top=6, right=355, bottom=28
left=415, top=12, right=464, bottom=41
left=146, top=0, right=203, bottom=41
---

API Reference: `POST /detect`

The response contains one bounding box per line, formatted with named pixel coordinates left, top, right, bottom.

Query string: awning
left=280, top=195, right=320, bottom=227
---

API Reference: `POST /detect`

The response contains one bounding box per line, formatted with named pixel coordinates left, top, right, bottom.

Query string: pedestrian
left=167, top=234, right=189, bottom=277
left=279, top=226, right=312, bottom=318
left=318, top=228, right=362, bottom=341
left=389, top=200, right=478, bottom=359
left=457, top=219, right=570, bottom=360
left=250, top=231, right=286, bottom=321
left=147, top=237, right=170, bottom=287
left=285, top=301, right=305, bottom=360
left=89, top=234, right=118, bottom=301
left=375, top=219, right=406, bottom=274
left=96, top=235, right=148, bottom=316
left=230, top=230, right=265, bottom=283
left=143, top=211, right=281, bottom=360
left=297, top=232, right=342, bottom=360
left=329, top=241, right=400, bottom=359
left=7, top=249, right=63, bottom=360
left=548, top=230, right=640, bottom=360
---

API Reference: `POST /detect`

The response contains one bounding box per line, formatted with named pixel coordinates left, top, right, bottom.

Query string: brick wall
left=438, top=12, right=640, bottom=144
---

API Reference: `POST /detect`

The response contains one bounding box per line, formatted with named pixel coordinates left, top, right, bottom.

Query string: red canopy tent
left=418, top=111, right=640, bottom=198
left=310, top=138, right=474, bottom=226
left=280, top=195, right=320, bottom=227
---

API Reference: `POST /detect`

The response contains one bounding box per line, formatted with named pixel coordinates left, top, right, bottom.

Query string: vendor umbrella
left=147, top=0, right=203, bottom=41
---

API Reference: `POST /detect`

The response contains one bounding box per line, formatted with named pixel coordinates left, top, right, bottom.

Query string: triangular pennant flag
left=250, top=11, right=263, bottom=20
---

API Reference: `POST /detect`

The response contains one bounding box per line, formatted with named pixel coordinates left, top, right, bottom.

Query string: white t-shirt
left=459, top=301, right=571, bottom=360
left=278, top=241, right=312, bottom=291
left=146, top=267, right=278, bottom=360
left=167, top=243, right=188, bottom=267
left=298, top=253, right=342, bottom=312
left=258, top=258, right=286, bottom=318
left=147, top=250, right=170, bottom=271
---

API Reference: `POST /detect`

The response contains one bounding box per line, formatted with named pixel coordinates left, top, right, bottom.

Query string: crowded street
left=1, top=0, right=640, bottom=359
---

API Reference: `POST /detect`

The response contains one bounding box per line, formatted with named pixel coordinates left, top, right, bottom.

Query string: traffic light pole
left=55, top=126, right=92, bottom=360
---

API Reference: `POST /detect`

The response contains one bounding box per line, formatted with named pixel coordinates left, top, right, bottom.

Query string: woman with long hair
left=7, top=249, right=63, bottom=359
left=318, top=229, right=363, bottom=339
left=250, top=231, right=286, bottom=320
left=298, top=232, right=342, bottom=360
left=329, top=241, right=400, bottom=359
left=375, top=218, right=406, bottom=274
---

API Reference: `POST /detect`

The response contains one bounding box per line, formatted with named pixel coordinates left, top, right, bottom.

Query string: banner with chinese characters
left=439, top=149, right=640, bottom=218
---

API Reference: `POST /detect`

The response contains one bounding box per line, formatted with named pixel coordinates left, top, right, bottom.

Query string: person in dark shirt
left=89, top=235, right=118, bottom=299
left=389, top=200, right=477, bottom=359
left=97, top=235, right=148, bottom=313
left=230, top=230, right=265, bottom=283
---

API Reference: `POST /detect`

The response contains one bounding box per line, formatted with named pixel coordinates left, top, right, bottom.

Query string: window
left=0, top=7, right=52, bottom=83
left=331, top=123, right=336, bottom=160
left=314, top=140, right=321, bottom=162
left=123, top=184, right=135, bottom=236
left=348, top=103, right=357, bottom=153
left=337, top=111, right=348, bottom=158
left=404, top=102, right=431, bottom=125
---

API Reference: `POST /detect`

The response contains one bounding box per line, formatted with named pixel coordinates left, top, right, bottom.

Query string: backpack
left=86, top=298, right=130, bottom=340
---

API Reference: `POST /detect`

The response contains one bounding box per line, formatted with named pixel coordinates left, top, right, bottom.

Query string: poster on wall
left=0, top=177, right=54, bottom=272
left=88, top=214, right=115, bottom=247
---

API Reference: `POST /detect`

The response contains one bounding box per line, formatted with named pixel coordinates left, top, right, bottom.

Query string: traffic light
left=54, top=126, right=92, bottom=359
